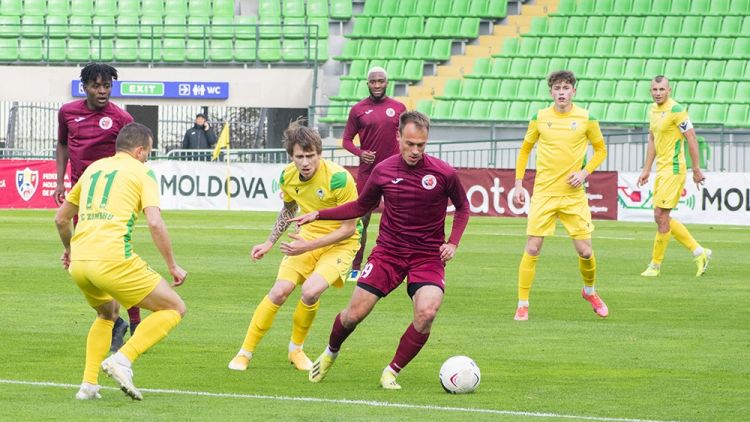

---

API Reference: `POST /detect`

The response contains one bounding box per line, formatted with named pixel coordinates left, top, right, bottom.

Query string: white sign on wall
left=149, top=161, right=285, bottom=211
left=618, top=172, right=750, bottom=226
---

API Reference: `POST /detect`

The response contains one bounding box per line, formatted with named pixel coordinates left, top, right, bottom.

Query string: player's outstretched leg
left=309, top=348, right=337, bottom=383
left=229, top=295, right=281, bottom=371
left=694, top=248, right=712, bottom=277
left=101, top=354, right=142, bottom=401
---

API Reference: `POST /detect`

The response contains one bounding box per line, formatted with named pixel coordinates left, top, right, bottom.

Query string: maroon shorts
left=357, top=246, right=445, bottom=298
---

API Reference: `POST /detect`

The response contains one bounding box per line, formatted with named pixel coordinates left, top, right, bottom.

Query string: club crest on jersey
left=546, top=122, right=552, bottom=128
left=316, top=188, right=324, bottom=199
left=385, top=107, right=396, bottom=117
left=570, top=121, right=578, bottom=130
left=421, top=174, right=437, bottom=190
left=16, top=167, right=38, bottom=201
left=99, top=116, right=113, bottom=130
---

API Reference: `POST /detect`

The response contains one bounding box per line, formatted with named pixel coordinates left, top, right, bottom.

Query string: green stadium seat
left=715, top=81, right=735, bottom=102
left=674, top=81, right=696, bottom=102
left=719, top=16, right=741, bottom=35
left=533, top=80, right=549, bottom=99
left=735, top=82, right=750, bottom=102
left=683, top=59, right=704, bottom=80
left=622, top=17, right=644, bottom=36
left=431, top=100, right=452, bottom=120
left=117, top=0, right=140, bottom=16
left=0, top=38, right=18, bottom=61
left=282, top=0, right=304, bottom=17
left=0, top=16, right=20, bottom=38
left=605, top=16, right=625, bottom=34
left=369, top=17, right=390, bottom=36
left=507, top=101, right=529, bottom=121
left=94, top=0, right=117, bottom=17
left=0, top=0, right=22, bottom=15
left=18, top=37, right=42, bottom=61
left=335, top=40, right=359, bottom=60
left=489, top=101, right=509, bottom=120
left=703, top=60, right=724, bottom=80
left=652, top=37, right=674, bottom=57
left=585, top=16, right=606, bottom=34
left=23, top=0, right=46, bottom=15
left=612, top=0, right=633, bottom=15
left=516, top=79, right=537, bottom=100
left=576, top=0, right=596, bottom=14
left=113, top=38, right=137, bottom=61
left=692, top=38, right=714, bottom=59
left=356, top=39, right=376, bottom=58
left=681, top=16, right=702, bottom=36
left=613, top=80, right=635, bottom=102
left=565, top=16, right=586, bottom=33
left=466, top=0, right=487, bottom=17
left=385, top=59, right=405, bottom=80
left=500, top=37, right=519, bottom=55
left=431, top=39, right=451, bottom=61
left=329, top=0, right=351, bottom=19
left=469, top=57, right=490, bottom=77
left=705, top=104, right=727, bottom=124
left=458, top=18, right=479, bottom=39
left=575, top=38, right=595, bottom=58
left=361, top=0, right=380, bottom=16
left=93, top=16, right=115, bottom=38
left=394, top=40, right=414, bottom=59
left=403, top=16, right=424, bottom=37
left=233, top=39, right=257, bottom=61
left=349, top=17, right=371, bottom=38
left=625, top=103, right=648, bottom=124
left=47, top=0, right=71, bottom=16
left=188, top=0, right=211, bottom=17
left=164, top=0, right=187, bottom=16
left=633, top=80, right=651, bottom=101
left=431, top=0, right=452, bottom=16
left=547, top=17, right=567, bottom=35
left=554, top=0, right=575, bottom=15
left=115, top=15, right=139, bottom=38
left=451, top=100, right=472, bottom=120
left=596, top=80, right=615, bottom=100
left=633, top=37, right=654, bottom=57
left=388, top=17, right=407, bottom=35
left=508, top=58, right=531, bottom=77
left=380, top=0, right=400, bottom=16
left=594, top=37, right=615, bottom=57
left=403, top=59, right=423, bottom=81
left=451, top=0, right=470, bottom=16
left=726, top=104, right=749, bottom=127
left=517, top=38, right=539, bottom=57
left=459, top=79, right=482, bottom=99
left=604, top=58, right=626, bottom=78
left=140, top=15, right=164, bottom=38
left=587, top=102, right=607, bottom=121
left=673, top=37, right=694, bottom=58
left=529, top=17, right=547, bottom=34
left=731, top=0, right=750, bottom=14
left=732, top=37, right=750, bottom=58
left=586, top=58, right=606, bottom=78
left=490, top=57, right=511, bottom=76
left=689, top=0, right=711, bottom=14
left=663, top=16, right=683, bottom=36
left=307, top=16, right=329, bottom=38
left=319, top=101, right=348, bottom=123
left=67, top=38, right=91, bottom=62
left=612, top=37, right=635, bottom=58
left=187, top=16, right=210, bottom=38
left=424, top=17, right=444, bottom=38
left=91, top=39, right=114, bottom=61
left=283, top=17, right=306, bottom=39
left=623, top=58, right=645, bottom=79
left=44, top=38, right=66, bottom=61
left=575, top=80, right=594, bottom=101
left=332, top=80, right=356, bottom=100
left=557, top=38, right=576, bottom=56
left=259, top=15, right=281, bottom=39
left=701, top=16, right=721, bottom=36
left=20, top=15, right=43, bottom=38
left=69, top=16, right=93, bottom=38
left=695, top=81, right=716, bottom=102
left=470, top=101, right=491, bottom=120
left=724, top=60, right=746, bottom=80
left=258, top=38, right=281, bottom=62
left=281, top=39, right=306, bottom=62
left=479, top=79, right=500, bottom=99
left=137, top=38, right=161, bottom=61
left=211, top=16, right=234, bottom=39
left=712, top=37, right=734, bottom=58
left=345, top=60, right=367, bottom=79
left=186, top=39, right=207, bottom=62
left=142, top=0, right=165, bottom=16
left=164, top=15, right=187, bottom=38
left=212, top=0, right=234, bottom=17
left=258, top=0, right=281, bottom=16
left=664, top=59, right=686, bottom=78
left=688, top=104, right=708, bottom=122
left=162, top=38, right=186, bottom=62
left=497, top=79, right=518, bottom=99
left=416, top=99, right=432, bottom=116
left=524, top=58, right=547, bottom=78
left=594, top=0, right=615, bottom=14
left=567, top=58, right=587, bottom=75
left=394, top=0, right=417, bottom=16
left=232, top=16, right=256, bottom=39
left=642, top=16, right=662, bottom=36
left=668, top=0, right=690, bottom=15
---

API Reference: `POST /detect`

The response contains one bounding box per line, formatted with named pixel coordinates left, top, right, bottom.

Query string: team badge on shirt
left=316, top=188, right=324, bottom=199
left=570, top=121, right=578, bottom=130
left=15, top=167, right=38, bottom=201
left=386, top=108, right=396, bottom=117
left=99, top=116, right=113, bottom=130
left=421, top=174, right=437, bottom=190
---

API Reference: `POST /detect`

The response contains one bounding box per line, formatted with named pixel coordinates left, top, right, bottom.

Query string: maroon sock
left=328, top=314, right=355, bottom=353
left=127, top=307, right=141, bottom=325
left=389, top=323, right=430, bottom=373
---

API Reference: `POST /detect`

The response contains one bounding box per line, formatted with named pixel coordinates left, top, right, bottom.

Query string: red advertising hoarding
left=0, top=160, right=70, bottom=209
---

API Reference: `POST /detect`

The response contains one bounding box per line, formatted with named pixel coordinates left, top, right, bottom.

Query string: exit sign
left=120, top=82, right=165, bottom=96
left=71, top=81, right=229, bottom=99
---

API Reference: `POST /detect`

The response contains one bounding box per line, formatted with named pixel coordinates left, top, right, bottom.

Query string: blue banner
left=72, top=81, right=229, bottom=99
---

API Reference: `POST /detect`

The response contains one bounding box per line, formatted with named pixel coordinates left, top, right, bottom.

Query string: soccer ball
left=439, top=355, right=481, bottom=394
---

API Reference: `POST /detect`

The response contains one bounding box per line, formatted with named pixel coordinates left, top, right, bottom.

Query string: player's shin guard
left=518, top=252, right=538, bottom=301
left=328, top=314, right=355, bottom=353
left=83, top=318, right=114, bottom=384
left=669, top=219, right=699, bottom=252
left=291, top=299, right=320, bottom=346
left=388, top=323, right=430, bottom=374
left=651, top=231, right=672, bottom=265
left=241, top=295, right=280, bottom=353
left=119, top=310, right=181, bottom=363
left=579, top=252, right=597, bottom=288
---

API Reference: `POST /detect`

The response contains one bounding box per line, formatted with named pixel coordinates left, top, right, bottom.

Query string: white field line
left=0, top=378, right=681, bottom=422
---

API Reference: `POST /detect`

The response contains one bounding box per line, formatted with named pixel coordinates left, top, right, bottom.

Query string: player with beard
left=341, top=67, right=406, bottom=283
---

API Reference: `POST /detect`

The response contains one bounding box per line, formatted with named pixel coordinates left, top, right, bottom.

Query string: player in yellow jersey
left=638, top=75, right=710, bottom=277
left=512, top=70, right=609, bottom=321
left=228, top=120, right=360, bottom=371
left=55, top=123, right=188, bottom=401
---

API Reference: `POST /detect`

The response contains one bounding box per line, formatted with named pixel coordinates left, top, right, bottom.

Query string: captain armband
left=677, top=119, right=694, bottom=133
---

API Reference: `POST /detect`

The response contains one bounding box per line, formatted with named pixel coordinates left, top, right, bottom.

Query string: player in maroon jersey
left=292, top=111, right=470, bottom=390
left=55, top=63, right=137, bottom=351
left=341, top=67, right=406, bottom=283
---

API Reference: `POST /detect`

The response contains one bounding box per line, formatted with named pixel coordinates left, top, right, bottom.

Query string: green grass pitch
left=1, top=210, right=748, bottom=421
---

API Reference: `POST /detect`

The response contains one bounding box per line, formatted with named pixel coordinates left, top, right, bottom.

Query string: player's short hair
left=80, top=63, right=119, bottom=85
left=652, top=75, right=669, bottom=84
left=283, top=118, right=322, bottom=156
left=399, top=110, right=430, bottom=134
left=367, top=66, right=388, bottom=81
left=547, top=70, right=577, bottom=88
left=116, top=123, right=153, bottom=152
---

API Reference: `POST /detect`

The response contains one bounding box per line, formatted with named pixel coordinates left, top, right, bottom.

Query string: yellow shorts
left=69, top=256, right=162, bottom=309
left=653, top=173, right=685, bottom=209
left=277, top=240, right=359, bottom=288
left=526, top=194, right=593, bottom=240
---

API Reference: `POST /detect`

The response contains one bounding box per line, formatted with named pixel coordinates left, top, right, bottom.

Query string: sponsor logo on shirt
left=364, top=109, right=374, bottom=115
left=74, top=117, right=86, bottom=122
left=391, top=178, right=403, bottom=184
left=385, top=107, right=396, bottom=117
left=16, top=167, right=39, bottom=201
left=99, top=116, right=113, bottom=130
left=421, top=174, right=437, bottom=190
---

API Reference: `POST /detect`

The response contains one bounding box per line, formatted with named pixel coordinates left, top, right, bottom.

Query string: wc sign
left=72, top=81, right=229, bottom=99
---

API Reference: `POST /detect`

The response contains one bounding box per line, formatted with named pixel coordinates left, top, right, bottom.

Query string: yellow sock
left=651, top=231, right=672, bottom=265
left=669, top=219, right=699, bottom=251
left=241, top=295, right=281, bottom=353
left=119, top=310, right=181, bottom=363
left=518, top=252, right=538, bottom=302
left=579, top=253, right=597, bottom=287
left=83, top=318, right=114, bottom=384
left=291, top=299, right=320, bottom=346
